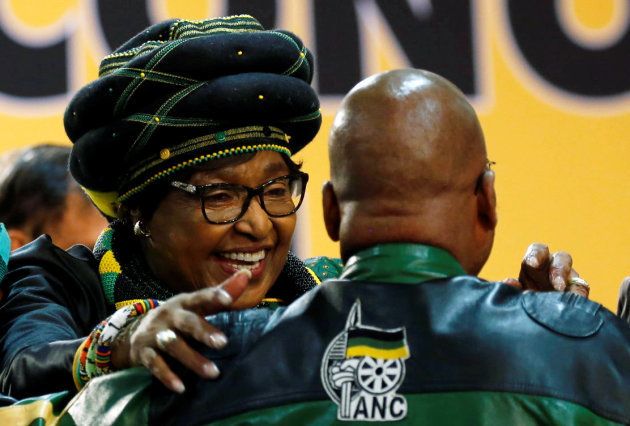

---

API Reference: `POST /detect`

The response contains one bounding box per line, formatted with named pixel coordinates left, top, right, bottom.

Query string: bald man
left=61, top=70, right=629, bottom=424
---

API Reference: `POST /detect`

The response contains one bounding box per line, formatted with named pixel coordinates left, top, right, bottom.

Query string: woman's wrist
left=111, top=315, right=143, bottom=369
left=74, top=299, right=162, bottom=388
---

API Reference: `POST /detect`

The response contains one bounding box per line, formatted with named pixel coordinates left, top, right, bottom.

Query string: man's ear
left=7, top=228, right=31, bottom=251
left=477, top=170, right=497, bottom=231
left=322, top=181, right=340, bottom=242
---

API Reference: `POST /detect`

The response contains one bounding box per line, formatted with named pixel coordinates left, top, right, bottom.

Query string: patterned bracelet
left=74, top=299, right=161, bottom=388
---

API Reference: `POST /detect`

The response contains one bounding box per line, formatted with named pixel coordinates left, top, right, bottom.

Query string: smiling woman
left=0, top=15, right=343, bottom=399
left=140, top=151, right=304, bottom=307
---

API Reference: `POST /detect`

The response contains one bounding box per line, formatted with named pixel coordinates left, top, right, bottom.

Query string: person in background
left=0, top=144, right=107, bottom=250
left=60, top=69, right=628, bottom=425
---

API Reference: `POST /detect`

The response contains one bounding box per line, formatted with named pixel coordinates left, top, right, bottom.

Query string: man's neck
left=339, top=243, right=466, bottom=284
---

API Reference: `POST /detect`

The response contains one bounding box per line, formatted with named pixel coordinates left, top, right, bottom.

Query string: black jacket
left=64, top=276, right=630, bottom=425
left=0, top=236, right=109, bottom=398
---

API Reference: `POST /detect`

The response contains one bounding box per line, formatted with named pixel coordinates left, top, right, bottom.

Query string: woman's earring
left=133, top=220, right=151, bottom=238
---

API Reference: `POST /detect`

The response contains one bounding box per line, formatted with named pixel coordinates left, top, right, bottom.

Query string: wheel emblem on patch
left=321, top=300, right=410, bottom=421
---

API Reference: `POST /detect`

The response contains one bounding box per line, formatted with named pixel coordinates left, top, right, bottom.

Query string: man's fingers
left=138, top=347, right=186, bottom=394
left=171, top=311, right=228, bottom=350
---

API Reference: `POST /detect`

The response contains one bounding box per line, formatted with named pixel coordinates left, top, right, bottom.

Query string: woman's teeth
left=232, top=262, right=260, bottom=272
left=220, top=250, right=266, bottom=272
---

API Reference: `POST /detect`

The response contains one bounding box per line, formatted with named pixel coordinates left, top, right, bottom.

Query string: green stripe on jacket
left=210, top=392, right=621, bottom=426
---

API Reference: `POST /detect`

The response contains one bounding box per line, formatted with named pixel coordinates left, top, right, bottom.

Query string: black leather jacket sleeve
left=0, top=236, right=109, bottom=399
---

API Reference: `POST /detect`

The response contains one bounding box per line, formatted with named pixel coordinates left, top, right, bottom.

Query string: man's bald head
left=324, top=69, right=497, bottom=273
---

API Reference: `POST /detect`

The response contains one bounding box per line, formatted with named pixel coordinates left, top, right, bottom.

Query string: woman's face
left=143, top=151, right=297, bottom=309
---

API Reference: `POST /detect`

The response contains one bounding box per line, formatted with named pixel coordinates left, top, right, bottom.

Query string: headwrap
left=64, top=15, right=320, bottom=218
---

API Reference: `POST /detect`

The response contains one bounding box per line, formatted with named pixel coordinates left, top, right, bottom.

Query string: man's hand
left=502, top=243, right=589, bottom=298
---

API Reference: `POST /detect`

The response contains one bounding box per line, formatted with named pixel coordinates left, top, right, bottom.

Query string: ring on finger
left=156, top=329, right=178, bottom=352
left=568, top=276, right=589, bottom=289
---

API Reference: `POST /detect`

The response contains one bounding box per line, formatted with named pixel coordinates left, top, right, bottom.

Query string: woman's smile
left=215, top=248, right=269, bottom=279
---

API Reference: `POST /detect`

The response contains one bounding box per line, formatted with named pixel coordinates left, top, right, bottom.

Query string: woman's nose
left=233, top=197, right=273, bottom=239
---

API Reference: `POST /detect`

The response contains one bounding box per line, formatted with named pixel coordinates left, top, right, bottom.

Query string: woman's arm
left=0, top=236, right=109, bottom=398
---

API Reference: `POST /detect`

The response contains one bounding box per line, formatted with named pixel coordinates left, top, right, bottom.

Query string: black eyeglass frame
left=170, top=172, right=309, bottom=224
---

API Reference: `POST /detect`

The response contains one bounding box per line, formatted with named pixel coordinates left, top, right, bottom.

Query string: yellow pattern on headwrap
left=82, top=187, right=120, bottom=218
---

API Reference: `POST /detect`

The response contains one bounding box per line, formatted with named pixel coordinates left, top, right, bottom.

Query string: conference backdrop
left=0, top=0, right=628, bottom=311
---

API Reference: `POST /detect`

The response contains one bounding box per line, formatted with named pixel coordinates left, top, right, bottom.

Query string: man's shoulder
left=453, top=276, right=629, bottom=341
left=323, top=275, right=629, bottom=341
left=202, top=308, right=285, bottom=358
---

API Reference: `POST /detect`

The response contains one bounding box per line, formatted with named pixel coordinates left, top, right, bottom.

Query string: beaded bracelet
left=74, top=299, right=161, bottom=389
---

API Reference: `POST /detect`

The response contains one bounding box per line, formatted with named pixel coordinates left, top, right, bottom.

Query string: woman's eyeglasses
left=171, top=172, right=309, bottom=224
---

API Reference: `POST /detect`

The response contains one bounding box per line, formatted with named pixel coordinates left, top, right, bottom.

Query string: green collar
left=339, top=243, right=466, bottom=284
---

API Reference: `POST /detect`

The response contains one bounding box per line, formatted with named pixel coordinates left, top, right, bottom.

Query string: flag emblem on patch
left=321, top=300, right=410, bottom=421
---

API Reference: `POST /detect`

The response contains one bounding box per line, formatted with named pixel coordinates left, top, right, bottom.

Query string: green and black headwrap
left=64, top=15, right=320, bottom=218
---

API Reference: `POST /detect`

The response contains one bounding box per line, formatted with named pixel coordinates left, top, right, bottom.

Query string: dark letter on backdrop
left=374, top=0, right=476, bottom=95
left=314, top=0, right=362, bottom=95
left=228, top=0, right=276, bottom=29
left=508, top=0, right=630, bottom=97
left=0, top=28, right=66, bottom=97
left=97, top=0, right=151, bottom=52
left=315, top=0, right=475, bottom=96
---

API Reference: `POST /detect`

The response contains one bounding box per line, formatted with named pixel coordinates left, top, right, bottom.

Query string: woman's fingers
left=137, top=347, right=186, bottom=394
left=154, top=331, right=220, bottom=380
left=125, top=270, right=252, bottom=392
left=549, top=251, right=573, bottom=291
left=221, top=269, right=251, bottom=299
left=514, top=243, right=589, bottom=299
left=181, top=270, right=251, bottom=315
left=171, top=310, right=227, bottom=349
left=566, top=269, right=590, bottom=298
left=501, top=278, right=522, bottom=289
left=518, top=243, right=551, bottom=291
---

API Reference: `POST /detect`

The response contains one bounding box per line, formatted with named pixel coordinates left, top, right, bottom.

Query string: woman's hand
left=502, top=243, right=589, bottom=298
left=111, top=270, right=250, bottom=393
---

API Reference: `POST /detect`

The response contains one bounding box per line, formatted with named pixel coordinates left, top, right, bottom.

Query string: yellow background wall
left=0, top=0, right=628, bottom=312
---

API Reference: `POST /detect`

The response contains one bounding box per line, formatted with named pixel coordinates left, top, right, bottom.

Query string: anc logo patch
left=321, top=300, right=410, bottom=421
